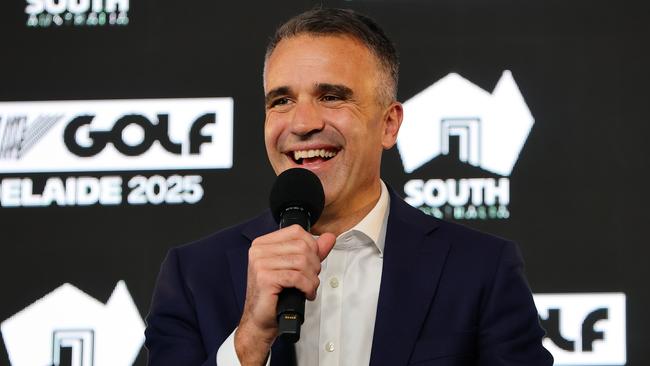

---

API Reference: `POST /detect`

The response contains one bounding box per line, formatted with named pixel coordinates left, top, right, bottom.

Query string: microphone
left=269, top=168, right=325, bottom=343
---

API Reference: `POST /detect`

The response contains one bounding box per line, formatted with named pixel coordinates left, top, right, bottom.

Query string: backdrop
left=1, top=0, right=648, bottom=365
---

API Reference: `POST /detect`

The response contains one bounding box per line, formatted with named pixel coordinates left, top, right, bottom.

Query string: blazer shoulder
left=389, top=189, right=514, bottom=259
left=392, top=191, right=511, bottom=250
left=436, top=219, right=512, bottom=248
left=428, top=219, right=525, bottom=287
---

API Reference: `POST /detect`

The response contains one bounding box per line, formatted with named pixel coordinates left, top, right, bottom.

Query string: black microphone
left=269, top=168, right=325, bottom=343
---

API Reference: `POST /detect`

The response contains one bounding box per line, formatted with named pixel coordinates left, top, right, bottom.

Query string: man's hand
left=234, top=225, right=336, bottom=365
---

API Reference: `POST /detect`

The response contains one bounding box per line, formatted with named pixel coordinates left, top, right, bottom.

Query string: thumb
left=316, top=233, right=336, bottom=261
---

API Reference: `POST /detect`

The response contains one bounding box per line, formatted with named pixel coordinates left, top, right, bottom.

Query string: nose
left=289, top=100, right=325, bottom=136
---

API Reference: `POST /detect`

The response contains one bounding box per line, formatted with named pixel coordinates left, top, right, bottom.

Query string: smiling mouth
left=290, top=148, right=339, bottom=165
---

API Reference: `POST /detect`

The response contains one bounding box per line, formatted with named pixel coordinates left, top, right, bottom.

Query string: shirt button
left=329, top=277, right=339, bottom=288
left=325, top=342, right=335, bottom=352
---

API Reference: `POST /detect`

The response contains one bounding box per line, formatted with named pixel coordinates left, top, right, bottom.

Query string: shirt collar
left=336, top=180, right=390, bottom=257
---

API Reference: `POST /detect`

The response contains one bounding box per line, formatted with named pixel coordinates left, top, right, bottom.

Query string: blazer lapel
left=226, top=212, right=295, bottom=365
left=369, top=191, right=449, bottom=366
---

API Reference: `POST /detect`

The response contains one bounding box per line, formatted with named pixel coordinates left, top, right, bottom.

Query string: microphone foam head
left=270, top=168, right=325, bottom=225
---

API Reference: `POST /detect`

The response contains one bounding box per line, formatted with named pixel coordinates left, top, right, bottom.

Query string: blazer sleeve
left=477, top=241, right=554, bottom=366
left=144, top=248, right=219, bottom=366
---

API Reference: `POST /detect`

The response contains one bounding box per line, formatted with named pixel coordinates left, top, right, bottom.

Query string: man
left=145, top=8, right=553, bottom=366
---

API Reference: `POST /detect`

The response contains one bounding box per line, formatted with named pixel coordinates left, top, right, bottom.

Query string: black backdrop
left=1, top=0, right=648, bottom=365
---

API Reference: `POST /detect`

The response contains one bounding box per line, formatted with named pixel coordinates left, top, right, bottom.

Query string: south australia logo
left=396, top=71, right=534, bottom=220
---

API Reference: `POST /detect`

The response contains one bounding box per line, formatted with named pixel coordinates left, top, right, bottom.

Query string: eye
left=268, top=97, right=290, bottom=109
left=321, top=94, right=342, bottom=102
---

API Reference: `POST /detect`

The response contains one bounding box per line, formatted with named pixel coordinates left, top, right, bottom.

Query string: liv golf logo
left=0, top=98, right=233, bottom=207
left=25, top=0, right=129, bottom=28
left=534, top=293, right=626, bottom=365
left=396, top=71, right=533, bottom=220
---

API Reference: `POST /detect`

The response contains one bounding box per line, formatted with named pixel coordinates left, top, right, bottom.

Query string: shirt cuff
left=216, top=327, right=271, bottom=366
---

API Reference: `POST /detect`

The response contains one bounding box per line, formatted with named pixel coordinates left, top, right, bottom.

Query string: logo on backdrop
left=534, top=293, right=626, bottom=365
left=25, top=0, right=129, bottom=28
left=1, top=281, right=144, bottom=366
left=0, top=98, right=233, bottom=207
left=396, top=71, right=533, bottom=220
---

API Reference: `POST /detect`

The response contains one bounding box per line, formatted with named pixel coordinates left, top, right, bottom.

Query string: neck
left=311, top=180, right=382, bottom=237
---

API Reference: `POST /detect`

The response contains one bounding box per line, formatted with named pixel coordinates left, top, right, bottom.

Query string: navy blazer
left=145, top=190, right=553, bottom=366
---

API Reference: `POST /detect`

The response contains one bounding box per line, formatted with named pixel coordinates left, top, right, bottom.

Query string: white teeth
left=293, top=149, right=338, bottom=161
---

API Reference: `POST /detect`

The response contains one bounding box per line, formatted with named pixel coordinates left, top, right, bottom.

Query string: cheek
left=344, top=122, right=385, bottom=166
left=264, top=123, right=285, bottom=174
left=336, top=121, right=378, bottom=153
left=323, top=111, right=363, bottom=141
left=264, top=117, right=281, bottom=150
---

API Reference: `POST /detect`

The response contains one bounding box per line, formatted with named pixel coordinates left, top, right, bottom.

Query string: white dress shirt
left=217, top=181, right=390, bottom=366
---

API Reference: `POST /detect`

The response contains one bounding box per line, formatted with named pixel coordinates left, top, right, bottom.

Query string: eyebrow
left=315, top=83, right=353, bottom=100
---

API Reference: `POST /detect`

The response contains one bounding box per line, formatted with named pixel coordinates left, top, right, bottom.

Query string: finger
left=317, top=232, right=337, bottom=261
left=249, top=239, right=317, bottom=262
left=253, top=225, right=318, bottom=253
left=258, top=269, right=320, bottom=300
left=254, top=254, right=321, bottom=275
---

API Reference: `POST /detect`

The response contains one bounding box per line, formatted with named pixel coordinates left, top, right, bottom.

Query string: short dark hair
left=265, top=8, right=399, bottom=104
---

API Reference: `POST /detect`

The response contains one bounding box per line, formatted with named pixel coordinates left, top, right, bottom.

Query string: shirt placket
left=318, top=239, right=348, bottom=366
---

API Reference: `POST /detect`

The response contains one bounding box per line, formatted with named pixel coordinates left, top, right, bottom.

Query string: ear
left=381, top=102, right=403, bottom=149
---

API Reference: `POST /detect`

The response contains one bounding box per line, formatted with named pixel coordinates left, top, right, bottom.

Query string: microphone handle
left=277, top=206, right=311, bottom=343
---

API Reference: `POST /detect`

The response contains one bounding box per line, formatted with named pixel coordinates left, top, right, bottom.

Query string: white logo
left=25, top=0, right=129, bottom=27
left=397, top=70, right=533, bottom=176
left=396, top=71, right=533, bottom=220
left=1, top=281, right=145, bottom=366
left=0, top=98, right=233, bottom=173
left=534, top=293, right=626, bottom=365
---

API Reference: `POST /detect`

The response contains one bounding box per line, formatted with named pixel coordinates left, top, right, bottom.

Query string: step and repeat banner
left=1, top=0, right=648, bottom=365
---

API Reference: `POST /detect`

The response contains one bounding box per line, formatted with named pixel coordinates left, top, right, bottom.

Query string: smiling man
left=263, top=30, right=402, bottom=237
left=145, top=8, right=553, bottom=366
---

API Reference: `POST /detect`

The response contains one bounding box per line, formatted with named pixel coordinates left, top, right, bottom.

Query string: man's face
left=263, top=34, right=401, bottom=222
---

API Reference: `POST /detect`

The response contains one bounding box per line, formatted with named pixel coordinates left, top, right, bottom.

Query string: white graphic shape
left=534, top=293, right=626, bottom=365
left=1, top=281, right=145, bottom=366
left=397, top=71, right=534, bottom=175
